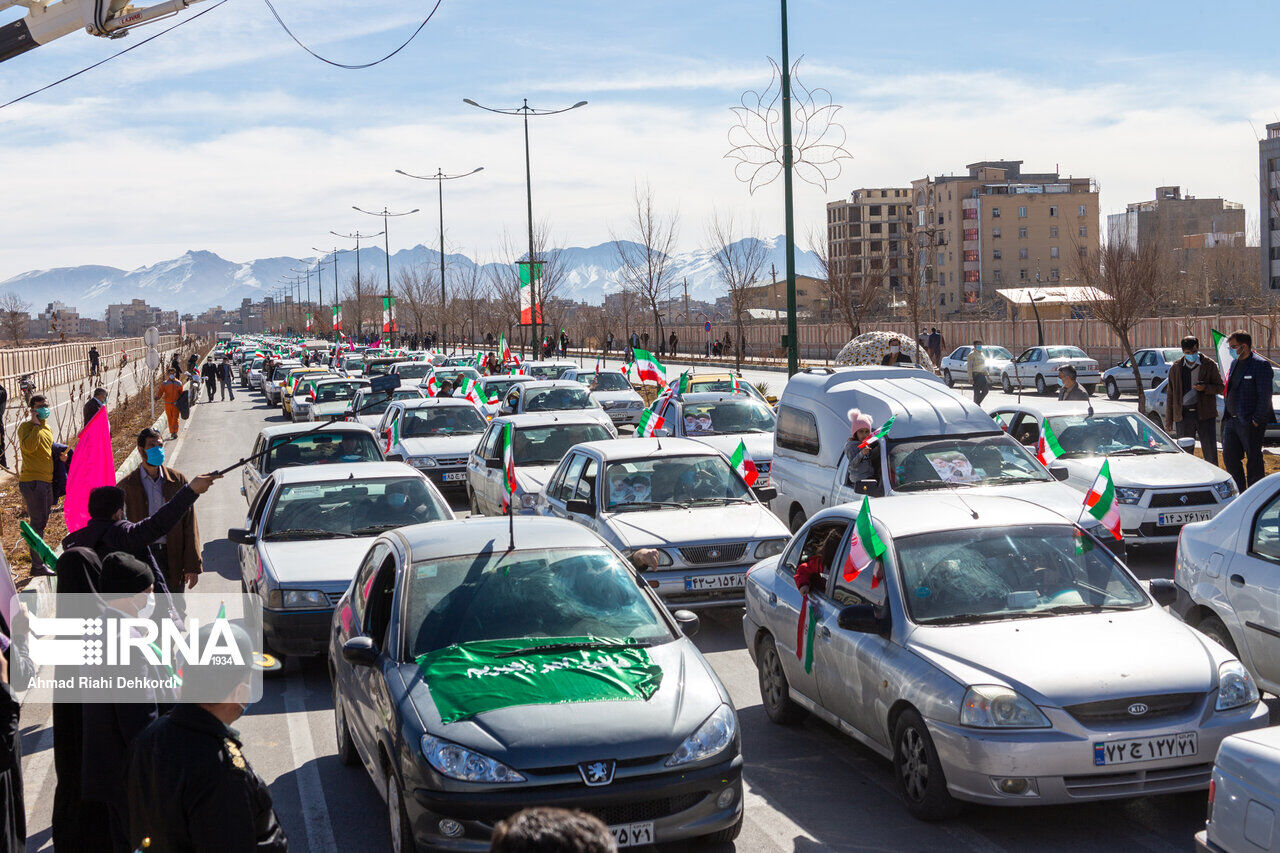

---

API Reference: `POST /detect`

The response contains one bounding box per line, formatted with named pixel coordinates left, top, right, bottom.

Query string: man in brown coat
left=1164, top=335, right=1224, bottom=466
left=118, top=427, right=202, bottom=592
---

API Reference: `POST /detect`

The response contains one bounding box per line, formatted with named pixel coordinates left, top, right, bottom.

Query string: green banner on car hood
left=416, top=636, right=663, bottom=724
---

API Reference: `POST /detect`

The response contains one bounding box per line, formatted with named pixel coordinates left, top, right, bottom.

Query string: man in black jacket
left=83, top=387, right=108, bottom=429
left=1222, top=330, right=1275, bottom=491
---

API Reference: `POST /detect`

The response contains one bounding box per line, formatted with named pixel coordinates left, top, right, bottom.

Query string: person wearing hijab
left=843, top=409, right=882, bottom=487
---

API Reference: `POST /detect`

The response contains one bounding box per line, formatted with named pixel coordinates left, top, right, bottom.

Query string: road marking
left=283, top=678, right=338, bottom=853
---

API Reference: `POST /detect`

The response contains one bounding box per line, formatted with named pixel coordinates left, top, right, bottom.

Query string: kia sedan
left=329, top=517, right=743, bottom=852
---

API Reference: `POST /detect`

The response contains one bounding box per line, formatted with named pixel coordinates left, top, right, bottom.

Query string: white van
left=768, top=366, right=1121, bottom=549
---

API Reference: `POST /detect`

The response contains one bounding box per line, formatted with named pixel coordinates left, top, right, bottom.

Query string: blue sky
left=2, top=0, right=1277, bottom=280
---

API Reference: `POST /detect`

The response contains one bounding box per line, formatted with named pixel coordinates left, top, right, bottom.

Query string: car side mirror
left=837, top=604, right=890, bottom=635
left=653, top=427, right=669, bottom=437
left=1048, top=465, right=1069, bottom=481
left=341, top=636, right=379, bottom=667
left=227, top=527, right=256, bottom=546
left=752, top=485, right=777, bottom=503
left=854, top=478, right=884, bottom=497
left=385, top=453, right=405, bottom=463
left=1148, top=578, right=1177, bottom=608
left=672, top=609, right=699, bottom=637
left=566, top=499, right=595, bottom=516
left=1177, top=437, right=1196, bottom=450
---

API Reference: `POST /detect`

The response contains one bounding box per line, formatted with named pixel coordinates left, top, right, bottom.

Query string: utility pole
left=353, top=206, right=418, bottom=348
left=332, top=230, right=383, bottom=341
left=780, top=0, right=799, bottom=375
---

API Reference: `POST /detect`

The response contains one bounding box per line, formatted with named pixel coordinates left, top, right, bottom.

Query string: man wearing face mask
left=18, top=395, right=58, bottom=576
left=120, top=429, right=203, bottom=596
left=1222, top=330, right=1274, bottom=490
left=1164, top=336, right=1223, bottom=465
left=880, top=338, right=912, bottom=366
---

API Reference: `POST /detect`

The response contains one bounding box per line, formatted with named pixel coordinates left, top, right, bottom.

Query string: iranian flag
left=1037, top=418, right=1065, bottom=466
left=332, top=305, right=343, bottom=331
left=842, top=496, right=887, bottom=584
left=385, top=416, right=401, bottom=453
left=730, top=374, right=746, bottom=394
left=382, top=297, right=397, bottom=334
left=459, top=377, right=492, bottom=409
left=1084, top=459, right=1123, bottom=540
left=636, top=408, right=664, bottom=437
left=500, top=335, right=512, bottom=364
left=501, top=422, right=517, bottom=510
left=729, top=439, right=759, bottom=486
left=424, top=376, right=441, bottom=398
left=675, top=370, right=692, bottom=395
left=1212, top=329, right=1235, bottom=390
left=305, top=312, right=312, bottom=332
left=857, top=414, right=896, bottom=450
left=632, top=348, right=666, bottom=386
left=796, top=595, right=819, bottom=674
left=518, top=261, right=544, bottom=325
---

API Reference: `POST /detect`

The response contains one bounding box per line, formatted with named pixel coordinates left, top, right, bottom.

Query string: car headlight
left=278, top=589, right=329, bottom=609
left=629, top=548, right=673, bottom=567
left=1114, top=487, right=1144, bottom=505
left=420, top=734, right=526, bottom=783
left=665, top=704, right=737, bottom=767
left=959, top=685, right=1050, bottom=728
left=1212, top=480, right=1237, bottom=500
left=412, top=456, right=437, bottom=468
left=1216, top=660, right=1260, bottom=711
left=754, top=538, right=788, bottom=559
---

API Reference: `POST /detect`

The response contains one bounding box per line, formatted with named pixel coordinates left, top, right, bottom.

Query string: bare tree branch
left=707, top=210, right=768, bottom=369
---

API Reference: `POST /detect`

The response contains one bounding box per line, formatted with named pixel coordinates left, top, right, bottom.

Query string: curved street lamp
left=353, top=206, right=418, bottom=347
left=331, top=229, right=384, bottom=340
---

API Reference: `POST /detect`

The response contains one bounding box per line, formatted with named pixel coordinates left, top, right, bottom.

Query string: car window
left=351, top=543, right=388, bottom=627
left=264, top=477, right=448, bottom=538
left=1047, top=413, right=1177, bottom=456
left=265, top=431, right=380, bottom=471
left=888, top=433, right=1050, bottom=491
left=577, top=371, right=631, bottom=391
left=481, top=379, right=523, bottom=399
left=573, top=458, right=598, bottom=502
left=1251, top=492, right=1280, bottom=561
left=776, top=404, right=819, bottom=455
left=679, top=399, right=775, bottom=436
left=1046, top=347, right=1088, bottom=359
left=604, top=454, right=751, bottom=508
left=782, top=519, right=849, bottom=597
left=478, top=425, right=502, bottom=460
left=314, top=382, right=365, bottom=402
left=525, top=386, right=594, bottom=412
left=365, top=554, right=398, bottom=652
left=394, top=364, right=432, bottom=380
left=515, top=423, right=610, bottom=466
left=831, top=522, right=886, bottom=607
left=550, top=454, right=587, bottom=504
left=1137, top=351, right=1156, bottom=367
left=1161, top=349, right=1182, bottom=364
left=401, top=406, right=487, bottom=436
left=1011, top=414, right=1039, bottom=447
left=948, top=347, right=968, bottom=360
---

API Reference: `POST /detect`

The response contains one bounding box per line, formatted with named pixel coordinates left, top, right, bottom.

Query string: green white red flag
left=425, top=376, right=441, bottom=397
left=500, top=335, right=512, bottom=364
left=729, top=439, right=758, bottom=486
left=1037, top=418, right=1065, bottom=466
left=856, top=414, right=896, bottom=450
left=631, top=348, right=667, bottom=386
left=385, top=416, right=401, bottom=453
left=842, top=496, right=887, bottom=585
left=1212, top=329, right=1235, bottom=391
left=332, top=305, right=342, bottom=331
left=636, top=408, right=664, bottom=438
left=676, top=370, right=692, bottom=395
left=381, top=296, right=397, bottom=334
left=796, top=595, right=819, bottom=674
left=501, top=422, right=517, bottom=510
left=1083, top=459, right=1123, bottom=540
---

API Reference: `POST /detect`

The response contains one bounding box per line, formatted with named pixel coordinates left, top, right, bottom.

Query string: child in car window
left=844, top=409, right=881, bottom=487
left=794, top=528, right=843, bottom=595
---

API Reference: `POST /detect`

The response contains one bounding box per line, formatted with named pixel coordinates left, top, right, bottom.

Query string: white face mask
left=138, top=592, right=156, bottom=620
left=889, top=346, right=900, bottom=354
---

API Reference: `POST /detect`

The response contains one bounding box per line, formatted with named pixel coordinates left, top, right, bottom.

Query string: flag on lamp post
left=332, top=305, right=343, bottom=331
left=382, top=297, right=397, bottom=334
left=517, top=261, right=544, bottom=326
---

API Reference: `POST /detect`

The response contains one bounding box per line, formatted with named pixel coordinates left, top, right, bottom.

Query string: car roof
left=394, top=515, right=605, bottom=559
left=572, top=437, right=719, bottom=461
left=521, top=379, right=585, bottom=390
left=488, top=412, right=611, bottom=428
left=259, top=421, right=375, bottom=438
left=266, top=461, right=421, bottom=485
left=479, top=375, right=532, bottom=384
left=782, top=367, right=988, bottom=438
left=993, top=399, right=1133, bottom=418
left=315, top=376, right=368, bottom=385
left=394, top=397, right=475, bottom=409
left=818, top=494, right=1074, bottom=538
left=674, top=391, right=758, bottom=405
left=391, top=360, right=428, bottom=368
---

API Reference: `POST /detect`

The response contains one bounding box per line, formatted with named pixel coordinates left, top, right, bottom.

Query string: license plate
left=1157, top=510, right=1214, bottom=526
left=442, top=472, right=468, bottom=482
left=684, top=573, right=745, bottom=591
left=609, top=822, right=654, bottom=847
left=1093, top=731, right=1197, bottom=766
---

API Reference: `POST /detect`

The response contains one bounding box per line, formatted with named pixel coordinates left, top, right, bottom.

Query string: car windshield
left=896, top=524, right=1148, bottom=625
left=356, top=389, right=420, bottom=416
left=314, top=382, right=364, bottom=403
left=604, top=454, right=753, bottom=509
left=401, top=406, right=487, bottom=436
left=364, top=361, right=396, bottom=377
left=263, top=477, right=447, bottom=540
left=680, top=399, right=775, bottom=435
left=405, top=546, right=674, bottom=657
left=528, top=364, right=573, bottom=379
left=481, top=379, right=524, bottom=398
left=265, top=432, right=380, bottom=471
left=525, top=386, right=594, bottom=411
left=433, top=368, right=480, bottom=384
left=978, top=346, right=1012, bottom=360
left=690, top=377, right=767, bottom=402
left=394, top=363, right=432, bottom=380
left=1046, top=347, right=1088, bottom=359
left=1047, top=413, right=1178, bottom=456
left=515, top=423, right=611, bottom=466
left=578, top=371, right=631, bottom=391
left=888, top=434, right=1050, bottom=491
left=343, top=358, right=365, bottom=370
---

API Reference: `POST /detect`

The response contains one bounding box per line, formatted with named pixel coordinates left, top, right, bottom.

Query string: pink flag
left=64, top=406, right=115, bottom=533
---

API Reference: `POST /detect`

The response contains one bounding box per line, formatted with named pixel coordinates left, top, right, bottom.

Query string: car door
left=243, top=435, right=266, bottom=504
left=773, top=519, right=849, bottom=703
left=1008, top=412, right=1040, bottom=450
left=541, top=453, right=586, bottom=519
left=1013, top=349, right=1034, bottom=385
left=1114, top=356, right=1135, bottom=391
left=343, top=543, right=395, bottom=766
left=379, top=406, right=401, bottom=454
left=243, top=481, right=274, bottom=593
left=472, top=425, right=503, bottom=514
left=1230, top=490, right=1280, bottom=687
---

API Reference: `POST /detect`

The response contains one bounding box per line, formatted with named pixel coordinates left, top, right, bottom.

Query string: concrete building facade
left=825, top=188, right=914, bottom=307
left=1107, top=185, right=1245, bottom=251
left=1263, top=122, right=1280, bottom=291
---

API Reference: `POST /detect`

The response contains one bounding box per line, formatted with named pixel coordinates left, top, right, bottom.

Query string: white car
left=376, top=397, right=488, bottom=496
left=1175, top=470, right=1280, bottom=696
left=1102, top=347, right=1182, bottom=399
left=1147, top=372, right=1280, bottom=439
left=1000, top=346, right=1102, bottom=396
left=989, top=399, right=1237, bottom=544
left=498, top=379, right=617, bottom=436
left=536, top=438, right=789, bottom=609
left=240, top=421, right=384, bottom=505
left=939, top=345, right=1013, bottom=388
left=648, top=392, right=776, bottom=487
left=465, top=413, right=613, bottom=516
left=1196, top=727, right=1280, bottom=853
left=338, top=354, right=365, bottom=377
left=564, top=368, right=645, bottom=427
left=286, top=371, right=337, bottom=421
left=301, top=377, right=370, bottom=422
left=345, top=386, right=425, bottom=428
left=521, top=359, right=578, bottom=379
left=386, top=360, right=434, bottom=385
left=745, top=494, right=1268, bottom=819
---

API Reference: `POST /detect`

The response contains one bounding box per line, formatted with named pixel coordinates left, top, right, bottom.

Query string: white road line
left=282, top=679, right=338, bottom=853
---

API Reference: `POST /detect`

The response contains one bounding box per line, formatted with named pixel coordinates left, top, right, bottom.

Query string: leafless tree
left=807, top=225, right=889, bottom=339
left=611, top=185, right=680, bottom=353
left=395, top=265, right=437, bottom=342
left=707, top=211, right=768, bottom=369
left=0, top=292, right=30, bottom=346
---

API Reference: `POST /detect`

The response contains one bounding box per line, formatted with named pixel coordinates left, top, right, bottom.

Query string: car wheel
left=386, top=771, right=418, bottom=853
left=1001, top=374, right=1012, bottom=394
left=468, top=489, right=480, bottom=516
left=334, top=682, right=358, bottom=767
left=1196, top=614, right=1239, bottom=657
left=1035, top=374, right=1047, bottom=395
left=700, top=813, right=744, bottom=844
left=943, top=369, right=954, bottom=387
left=757, top=635, right=806, bottom=725
left=1105, top=378, right=1120, bottom=400
left=893, top=709, right=961, bottom=821
left=788, top=507, right=807, bottom=534
left=1083, top=384, right=1096, bottom=396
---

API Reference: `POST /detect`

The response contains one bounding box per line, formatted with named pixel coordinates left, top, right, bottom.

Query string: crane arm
left=1, top=0, right=206, bottom=63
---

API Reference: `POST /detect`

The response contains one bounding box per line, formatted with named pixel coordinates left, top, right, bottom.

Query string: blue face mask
left=387, top=493, right=408, bottom=508
left=34, top=407, right=51, bottom=421
left=145, top=446, right=165, bottom=467
left=1184, top=353, right=1199, bottom=365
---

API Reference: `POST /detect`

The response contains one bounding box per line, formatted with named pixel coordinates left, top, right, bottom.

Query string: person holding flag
left=842, top=409, right=889, bottom=487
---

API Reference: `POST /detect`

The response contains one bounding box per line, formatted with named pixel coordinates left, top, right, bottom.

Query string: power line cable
left=259, top=0, right=442, bottom=69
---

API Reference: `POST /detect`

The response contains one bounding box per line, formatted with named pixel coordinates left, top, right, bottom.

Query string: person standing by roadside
left=156, top=369, right=184, bottom=438
left=927, top=328, right=942, bottom=366
left=0, top=381, right=9, bottom=470
left=87, top=345, right=100, bottom=379
left=880, top=338, right=912, bottom=366
left=219, top=356, right=236, bottom=401
left=967, top=340, right=990, bottom=405
left=1222, top=330, right=1274, bottom=491
left=1057, top=365, right=1090, bottom=401
left=669, top=331, right=678, bottom=357
left=169, top=352, right=180, bottom=376
left=18, top=395, right=57, bottom=576
left=1163, top=336, right=1222, bottom=465
left=200, top=358, right=218, bottom=403
left=83, top=387, right=108, bottom=429
left=120, top=428, right=202, bottom=595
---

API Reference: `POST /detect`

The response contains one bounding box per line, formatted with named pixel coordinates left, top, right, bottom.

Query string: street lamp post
left=779, top=0, right=798, bottom=375
left=396, top=166, right=483, bottom=349
left=331, top=229, right=384, bottom=341
left=314, top=246, right=340, bottom=351
left=1025, top=290, right=1047, bottom=347
left=463, top=96, right=587, bottom=355
left=353, top=205, right=418, bottom=349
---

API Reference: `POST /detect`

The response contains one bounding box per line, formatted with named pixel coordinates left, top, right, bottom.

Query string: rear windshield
left=577, top=371, right=631, bottom=391
left=265, top=432, right=381, bottom=471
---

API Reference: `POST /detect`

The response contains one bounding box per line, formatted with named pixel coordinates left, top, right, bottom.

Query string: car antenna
left=942, top=478, right=980, bottom=519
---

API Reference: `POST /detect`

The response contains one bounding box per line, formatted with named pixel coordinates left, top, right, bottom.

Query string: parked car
left=329, top=516, right=743, bottom=852
left=301, top=377, right=370, bottom=422
left=537, top=438, right=788, bottom=609
left=498, top=379, right=617, bottom=435
left=1000, top=346, right=1101, bottom=395
left=241, top=421, right=383, bottom=505
left=387, top=360, right=434, bottom=385
left=939, top=345, right=1013, bottom=388
left=1196, top=727, right=1280, bottom=853
left=1174, top=470, right=1280, bottom=696
left=347, top=386, right=426, bottom=428
left=647, top=391, right=776, bottom=487
left=467, top=413, right=613, bottom=516
left=229, top=462, right=451, bottom=658
left=745, top=494, right=1267, bottom=820
left=376, top=398, right=488, bottom=496
left=521, top=359, right=578, bottom=379
left=1147, top=371, right=1280, bottom=439
left=989, top=399, right=1236, bottom=544
left=1102, top=348, right=1182, bottom=399
left=564, top=368, right=645, bottom=427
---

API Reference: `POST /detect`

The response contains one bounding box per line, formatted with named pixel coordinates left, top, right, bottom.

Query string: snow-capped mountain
left=0, top=237, right=821, bottom=316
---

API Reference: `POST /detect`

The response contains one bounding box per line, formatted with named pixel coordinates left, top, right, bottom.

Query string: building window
left=888, top=223, right=899, bottom=235
left=963, top=207, right=978, bottom=220
left=851, top=224, right=861, bottom=237
left=993, top=270, right=1003, bottom=283
left=870, top=241, right=883, bottom=252
left=992, top=227, right=1002, bottom=239
left=889, top=241, right=899, bottom=252
left=1049, top=206, right=1058, bottom=217
left=964, top=228, right=978, bottom=241
left=1050, top=268, right=1060, bottom=280
left=870, top=223, right=882, bottom=234
left=887, top=205, right=896, bottom=215
left=1078, top=204, right=1087, bottom=216
left=992, top=207, right=1001, bottom=218
left=1020, top=269, right=1029, bottom=281
left=1050, top=246, right=1060, bottom=258
left=1018, top=227, right=1028, bottom=239
left=1049, top=226, right=1059, bottom=238
left=870, top=205, right=882, bottom=216
left=1018, top=248, right=1029, bottom=260
left=964, top=249, right=979, bottom=262
left=1018, top=206, right=1028, bottom=218
left=1078, top=225, right=1088, bottom=237
left=889, top=276, right=900, bottom=289
left=993, top=249, right=1002, bottom=260
left=1078, top=246, right=1089, bottom=257
left=964, top=270, right=980, bottom=283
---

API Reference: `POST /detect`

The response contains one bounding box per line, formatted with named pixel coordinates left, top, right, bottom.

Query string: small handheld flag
left=796, top=595, right=819, bottom=674
left=857, top=414, right=896, bottom=451
left=1083, top=459, right=1123, bottom=540
left=637, top=408, right=665, bottom=438
left=729, top=439, right=758, bottom=486
left=1212, top=329, right=1235, bottom=391
left=841, top=496, right=887, bottom=583
left=1036, top=418, right=1065, bottom=466
left=631, top=348, right=667, bottom=386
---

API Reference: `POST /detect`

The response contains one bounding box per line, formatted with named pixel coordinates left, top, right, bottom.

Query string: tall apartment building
left=911, top=161, right=1099, bottom=313
left=825, top=187, right=914, bottom=296
left=1108, top=186, right=1245, bottom=250
left=1263, top=122, right=1280, bottom=291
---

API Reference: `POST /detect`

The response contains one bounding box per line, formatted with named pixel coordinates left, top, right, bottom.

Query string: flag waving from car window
left=842, top=496, right=886, bottom=584
left=1037, top=418, right=1065, bottom=466
left=1083, top=459, right=1123, bottom=540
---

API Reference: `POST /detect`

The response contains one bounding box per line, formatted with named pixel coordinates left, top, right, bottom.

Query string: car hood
left=400, top=435, right=483, bottom=457
left=906, top=607, right=1223, bottom=707
left=603, top=503, right=787, bottom=550
left=1059, top=452, right=1229, bottom=490
left=686, top=433, right=774, bottom=463
left=262, top=538, right=374, bottom=587
left=407, top=637, right=727, bottom=766
left=516, top=465, right=558, bottom=494
left=592, top=390, right=643, bottom=405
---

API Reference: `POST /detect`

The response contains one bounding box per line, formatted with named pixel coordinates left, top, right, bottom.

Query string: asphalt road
left=16, top=363, right=1261, bottom=852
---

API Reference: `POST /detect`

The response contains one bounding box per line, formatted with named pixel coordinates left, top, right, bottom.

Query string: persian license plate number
left=442, top=472, right=468, bottom=482
left=1093, top=731, right=1197, bottom=766
left=610, top=822, right=654, bottom=847
left=1157, top=510, right=1213, bottom=526
left=685, top=573, right=745, bottom=591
